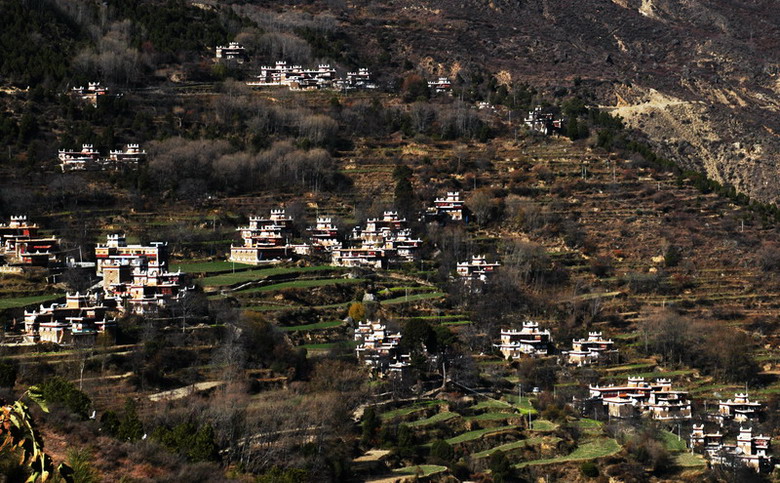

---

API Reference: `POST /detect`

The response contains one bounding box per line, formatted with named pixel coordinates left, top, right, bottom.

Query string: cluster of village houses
left=524, top=106, right=564, bottom=135
left=494, top=319, right=773, bottom=471
left=58, top=143, right=146, bottom=172
left=229, top=192, right=471, bottom=270
left=354, top=319, right=411, bottom=376
left=1, top=216, right=189, bottom=344
left=217, top=41, right=454, bottom=94
left=4, top=204, right=773, bottom=471
left=591, top=377, right=772, bottom=471
left=246, top=61, right=378, bottom=91
left=0, top=216, right=61, bottom=272
left=70, top=82, right=116, bottom=107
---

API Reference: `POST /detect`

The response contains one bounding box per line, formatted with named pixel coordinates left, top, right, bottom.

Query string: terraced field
left=514, top=438, right=621, bottom=468
left=201, top=265, right=343, bottom=288
left=0, top=293, right=63, bottom=310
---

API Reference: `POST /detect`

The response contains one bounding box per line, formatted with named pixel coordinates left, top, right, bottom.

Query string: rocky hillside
left=340, top=0, right=780, bottom=203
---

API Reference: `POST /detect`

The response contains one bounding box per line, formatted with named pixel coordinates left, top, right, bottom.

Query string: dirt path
left=148, top=380, right=225, bottom=402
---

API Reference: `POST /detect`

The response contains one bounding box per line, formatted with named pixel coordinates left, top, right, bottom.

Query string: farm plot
left=201, top=265, right=342, bottom=287
left=514, top=438, right=621, bottom=468
left=472, top=436, right=562, bottom=459
left=0, top=293, right=63, bottom=310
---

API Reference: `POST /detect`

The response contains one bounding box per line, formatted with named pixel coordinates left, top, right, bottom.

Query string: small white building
left=216, top=42, right=248, bottom=63
left=428, top=77, right=452, bottom=94
left=717, top=393, right=762, bottom=423
left=456, top=255, right=500, bottom=282
left=690, top=424, right=724, bottom=458
left=354, top=320, right=410, bottom=374
left=108, top=144, right=146, bottom=165
left=589, top=377, right=691, bottom=421
left=229, top=208, right=298, bottom=264
left=495, top=321, right=551, bottom=358
left=564, top=332, right=617, bottom=366
left=308, top=217, right=341, bottom=251
left=71, top=82, right=108, bottom=106
left=524, top=107, right=563, bottom=135
left=709, top=426, right=772, bottom=472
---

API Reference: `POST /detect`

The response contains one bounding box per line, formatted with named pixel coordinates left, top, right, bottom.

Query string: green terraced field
left=237, top=277, right=365, bottom=294
left=380, top=400, right=444, bottom=421
left=573, top=418, right=603, bottom=433
left=407, top=411, right=459, bottom=427
left=674, top=452, right=707, bottom=468
left=171, top=260, right=252, bottom=273
left=0, top=293, right=63, bottom=310
left=514, top=438, right=621, bottom=468
left=379, top=285, right=437, bottom=294
left=278, top=320, right=343, bottom=331
left=661, top=430, right=688, bottom=452
left=465, top=412, right=517, bottom=422
left=471, top=400, right=512, bottom=410
left=381, top=292, right=445, bottom=305
left=202, top=265, right=341, bottom=287
left=504, top=395, right=537, bottom=414
left=446, top=425, right=518, bottom=445
left=472, top=436, right=561, bottom=459
left=515, top=438, right=621, bottom=468
left=299, top=341, right=356, bottom=351
left=441, top=320, right=472, bottom=326
left=530, top=419, right=558, bottom=432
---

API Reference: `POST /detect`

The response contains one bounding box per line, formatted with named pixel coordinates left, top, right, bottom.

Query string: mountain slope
left=344, top=0, right=780, bottom=203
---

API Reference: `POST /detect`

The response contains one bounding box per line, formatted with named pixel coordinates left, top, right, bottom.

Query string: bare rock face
left=359, top=0, right=780, bottom=203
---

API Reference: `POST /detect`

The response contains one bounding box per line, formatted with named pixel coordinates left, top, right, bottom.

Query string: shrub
left=429, top=439, right=454, bottom=463
left=117, top=398, right=144, bottom=442
left=0, top=360, right=17, bottom=388
left=39, top=377, right=91, bottom=418
left=151, top=421, right=219, bottom=462
left=580, top=461, right=599, bottom=477
left=489, top=450, right=513, bottom=483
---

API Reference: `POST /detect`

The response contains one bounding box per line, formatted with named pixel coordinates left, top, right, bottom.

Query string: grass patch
left=471, top=400, right=512, bottom=410
left=514, top=438, right=621, bottom=468
left=238, top=277, right=365, bottom=294
left=201, top=265, right=341, bottom=287
left=465, top=412, right=517, bottom=422
left=0, top=293, right=63, bottom=310
left=441, top=320, right=472, bottom=326
left=472, top=436, right=560, bottom=459
left=530, top=419, right=558, bottom=432
left=171, top=260, right=252, bottom=273
left=379, top=285, right=437, bottom=294
left=407, top=411, right=459, bottom=428
left=446, top=425, right=518, bottom=445
left=278, top=320, right=343, bottom=332
left=674, top=452, right=707, bottom=468
left=380, top=400, right=444, bottom=421
left=382, top=292, right=445, bottom=305
left=604, top=362, right=656, bottom=373
left=573, top=418, right=603, bottom=433
left=660, top=430, right=687, bottom=452
left=505, top=395, right=537, bottom=415
left=299, top=341, right=356, bottom=351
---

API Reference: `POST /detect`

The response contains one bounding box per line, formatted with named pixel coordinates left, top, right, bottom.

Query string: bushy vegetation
left=39, top=376, right=91, bottom=418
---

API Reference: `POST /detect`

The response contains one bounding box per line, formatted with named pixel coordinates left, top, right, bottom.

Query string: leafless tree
left=298, top=114, right=338, bottom=145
